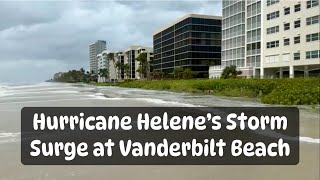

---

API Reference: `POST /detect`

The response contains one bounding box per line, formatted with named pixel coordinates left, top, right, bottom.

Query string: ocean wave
left=0, top=132, right=20, bottom=144
left=300, top=136, right=320, bottom=144
left=136, top=98, right=203, bottom=107
left=92, top=94, right=203, bottom=107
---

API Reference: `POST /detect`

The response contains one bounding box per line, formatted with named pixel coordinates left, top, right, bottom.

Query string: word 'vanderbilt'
left=33, top=112, right=288, bottom=131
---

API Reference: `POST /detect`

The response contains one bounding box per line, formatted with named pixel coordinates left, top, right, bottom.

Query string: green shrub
left=101, top=78, right=320, bottom=105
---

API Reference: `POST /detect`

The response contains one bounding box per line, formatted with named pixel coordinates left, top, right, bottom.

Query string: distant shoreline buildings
left=88, top=1, right=319, bottom=81
left=93, top=45, right=153, bottom=82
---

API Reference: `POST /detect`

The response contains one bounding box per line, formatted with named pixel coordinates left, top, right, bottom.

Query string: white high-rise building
left=89, top=40, right=106, bottom=74
left=210, top=0, right=261, bottom=78
left=262, top=0, right=320, bottom=78
left=210, top=0, right=319, bottom=78
left=97, top=50, right=110, bottom=83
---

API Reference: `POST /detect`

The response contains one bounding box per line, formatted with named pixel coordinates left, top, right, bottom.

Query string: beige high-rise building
left=125, top=46, right=153, bottom=79
left=110, top=52, right=127, bottom=81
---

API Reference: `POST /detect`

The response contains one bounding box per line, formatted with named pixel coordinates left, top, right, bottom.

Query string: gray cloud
left=0, top=0, right=221, bottom=83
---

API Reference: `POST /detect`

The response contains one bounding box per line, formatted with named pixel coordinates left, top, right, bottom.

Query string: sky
left=0, top=0, right=222, bottom=83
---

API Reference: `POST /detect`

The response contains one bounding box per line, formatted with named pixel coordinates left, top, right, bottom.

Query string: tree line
left=53, top=52, right=242, bottom=82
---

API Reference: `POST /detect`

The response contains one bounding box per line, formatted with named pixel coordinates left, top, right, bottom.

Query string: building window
left=265, top=55, right=279, bottom=63
left=284, top=38, right=290, bottom=46
left=294, top=36, right=301, bottom=44
left=267, top=26, right=280, bottom=34
left=306, top=32, right=320, bottom=42
left=294, top=52, right=300, bottom=60
left=283, top=53, right=290, bottom=62
left=294, top=4, right=301, bottom=12
left=306, top=15, right=320, bottom=25
left=267, top=40, right=280, bottom=48
left=267, top=0, right=280, bottom=6
left=284, top=7, right=290, bottom=15
left=284, top=23, right=290, bottom=30
left=306, top=50, right=320, bottom=59
left=307, top=0, right=319, bottom=8
left=294, top=20, right=301, bottom=28
left=267, top=11, right=280, bottom=20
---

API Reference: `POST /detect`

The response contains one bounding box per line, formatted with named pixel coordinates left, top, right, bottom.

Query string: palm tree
left=221, top=65, right=242, bottom=79
left=98, top=68, right=109, bottom=82
left=107, top=53, right=115, bottom=63
left=79, top=68, right=85, bottom=82
left=136, top=53, right=148, bottom=79
left=115, top=61, right=122, bottom=80
left=90, top=70, right=97, bottom=82
left=123, top=63, right=131, bottom=80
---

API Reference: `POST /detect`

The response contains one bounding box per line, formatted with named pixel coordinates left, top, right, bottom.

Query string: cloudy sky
left=0, top=0, right=221, bottom=83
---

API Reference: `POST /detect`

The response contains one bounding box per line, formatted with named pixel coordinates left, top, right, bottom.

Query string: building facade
left=153, top=14, right=222, bottom=78
left=262, top=0, right=320, bottom=78
left=211, top=0, right=319, bottom=79
left=125, top=46, right=153, bottom=79
left=109, top=52, right=127, bottom=81
left=210, top=0, right=262, bottom=78
left=97, top=50, right=110, bottom=83
left=89, top=40, right=106, bottom=74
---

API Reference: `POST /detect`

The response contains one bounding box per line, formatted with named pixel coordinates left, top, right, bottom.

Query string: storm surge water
left=0, top=82, right=319, bottom=180
left=0, top=82, right=319, bottom=145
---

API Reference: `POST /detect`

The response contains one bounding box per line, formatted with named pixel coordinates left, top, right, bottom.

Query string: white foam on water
left=93, top=95, right=204, bottom=107
left=0, top=132, right=20, bottom=144
left=47, top=90, right=80, bottom=94
left=0, top=98, right=99, bottom=104
left=136, top=98, right=204, bottom=107
left=300, top=136, right=320, bottom=144
left=6, top=82, right=58, bottom=89
left=87, top=93, right=106, bottom=100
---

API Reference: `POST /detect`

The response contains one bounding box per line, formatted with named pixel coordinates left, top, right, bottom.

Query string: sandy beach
left=0, top=82, right=319, bottom=180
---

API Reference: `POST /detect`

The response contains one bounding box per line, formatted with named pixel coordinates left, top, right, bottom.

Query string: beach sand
left=0, top=83, right=319, bottom=180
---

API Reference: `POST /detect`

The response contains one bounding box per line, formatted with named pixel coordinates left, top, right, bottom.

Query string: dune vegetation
left=96, top=78, right=320, bottom=105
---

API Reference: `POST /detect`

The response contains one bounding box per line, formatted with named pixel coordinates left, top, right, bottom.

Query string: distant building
left=125, top=46, right=153, bottom=79
left=114, top=52, right=127, bottom=80
left=89, top=40, right=106, bottom=74
left=97, top=50, right=110, bottom=83
left=153, top=14, right=222, bottom=78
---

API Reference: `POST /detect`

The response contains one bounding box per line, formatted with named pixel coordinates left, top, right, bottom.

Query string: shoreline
left=94, top=78, right=320, bottom=108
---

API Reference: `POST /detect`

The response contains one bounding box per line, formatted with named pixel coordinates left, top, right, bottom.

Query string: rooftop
left=153, top=14, right=222, bottom=35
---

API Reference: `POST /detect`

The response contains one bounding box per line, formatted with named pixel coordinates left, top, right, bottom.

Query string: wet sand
left=0, top=83, right=319, bottom=180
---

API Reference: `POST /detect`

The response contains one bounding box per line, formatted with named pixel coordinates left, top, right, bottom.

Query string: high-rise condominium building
left=153, top=14, right=222, bottom=78
left=97, top=50, right=110, bottom=83
left=262, top=0, right=320, bottom=78
left=89, top=40, right=106, bottom=74
left=108, top=51, right=127, bottom=81
left=125, top=46, right=153, bottom=79
left=210, top=0, right=319, bottom=78
left=210, top=0, right=261, bottom=78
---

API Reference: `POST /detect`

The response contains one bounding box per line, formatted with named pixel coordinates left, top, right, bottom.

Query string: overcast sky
left=0, top=0, right=221, bottom=83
